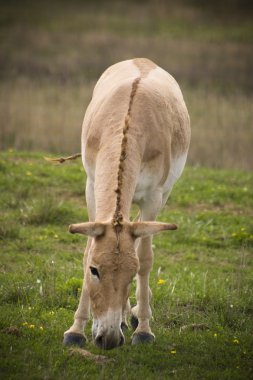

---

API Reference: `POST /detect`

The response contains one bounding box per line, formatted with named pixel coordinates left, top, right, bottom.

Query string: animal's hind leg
left=131, top=192, right=162, bottom=345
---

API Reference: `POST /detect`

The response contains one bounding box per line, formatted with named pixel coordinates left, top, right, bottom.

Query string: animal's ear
left=69, top=222, right=105, bottom=237
left=130, top=222, right=177, bottom=238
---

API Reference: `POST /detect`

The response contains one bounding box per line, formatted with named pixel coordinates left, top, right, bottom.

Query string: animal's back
left=82, top=59, right=190, bottom=198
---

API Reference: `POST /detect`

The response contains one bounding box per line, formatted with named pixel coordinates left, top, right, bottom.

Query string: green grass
left=0, top=151, right=252, bottom=379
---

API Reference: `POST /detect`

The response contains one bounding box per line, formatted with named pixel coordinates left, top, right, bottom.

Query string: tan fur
left=65, top=59, right=191, bottom=349
left=133, top=58, right=157, bottom=78
left=86, top=224, right=139, bottom=317
left=112, top=77, right=141, bottom=228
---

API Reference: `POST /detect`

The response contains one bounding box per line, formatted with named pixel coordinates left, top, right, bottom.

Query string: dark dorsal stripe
left=112, top=77, right=141, bottom=228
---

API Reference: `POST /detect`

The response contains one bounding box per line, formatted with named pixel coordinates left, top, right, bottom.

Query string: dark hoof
left=132, top=332, right=155, bottom=345
left=121, top=321, right=129, bottom=331
left=63, top=332, right=86, bottom=347
left=130, top=315, right=139, bottom=330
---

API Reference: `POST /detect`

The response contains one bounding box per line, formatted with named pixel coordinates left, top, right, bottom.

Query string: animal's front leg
left=63, top=238, right=92, bottom=347
left=131, top=236, right=155, bottom=344
left=121, top=299, right=131, bottom=331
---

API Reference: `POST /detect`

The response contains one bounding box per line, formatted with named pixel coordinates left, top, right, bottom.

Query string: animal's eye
left=90, top=266, right=100, bottom=279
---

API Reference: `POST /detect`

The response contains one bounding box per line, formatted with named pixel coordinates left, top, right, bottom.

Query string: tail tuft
left=44, top=153, right=81, bottom=164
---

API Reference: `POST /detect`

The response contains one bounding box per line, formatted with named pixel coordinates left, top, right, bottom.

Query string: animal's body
left=64, top=58, right=190, bottom=349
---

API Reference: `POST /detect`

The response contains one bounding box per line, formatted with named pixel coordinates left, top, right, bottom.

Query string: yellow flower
left=170, top=350, right=176, bottom=354
left=157, top=279, right=166, bottom=285
left=29, top=324, right=35, bottom=329
left=22, top=322, right=28, bottom=326
left=49, top=311, right=55, bottom=315
left=39, top=326, right=44, bottom=331
left=214, top=333, right=218, bottom=338
left=26, top=171, right=32, bottom=176
left=233, top=339, right=239, bottom=344
left=54, top=234, right=58, bottom=239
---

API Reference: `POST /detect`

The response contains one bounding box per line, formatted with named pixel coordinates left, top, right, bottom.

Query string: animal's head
left=69, top=220, right=177, bottom=349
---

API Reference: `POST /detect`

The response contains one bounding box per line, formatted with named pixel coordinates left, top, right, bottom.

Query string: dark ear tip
left=170, top=224, right=178, bottom=230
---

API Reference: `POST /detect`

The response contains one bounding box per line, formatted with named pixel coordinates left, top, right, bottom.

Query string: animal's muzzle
left=94, top=331, right=125, bottom=350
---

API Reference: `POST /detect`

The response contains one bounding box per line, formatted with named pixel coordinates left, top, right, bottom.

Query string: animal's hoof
left=130, top=315, right=139, bottom=330
left=132, top=332, right=155, bottom=345
left=121, top=321, right=128, bottom=331
left=63, top=332, right=86, bottom=347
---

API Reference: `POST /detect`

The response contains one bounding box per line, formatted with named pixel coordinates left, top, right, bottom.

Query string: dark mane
left=112, top=77, right=141, bottom=228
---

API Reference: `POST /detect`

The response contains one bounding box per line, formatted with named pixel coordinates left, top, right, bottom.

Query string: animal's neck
left=94, top=76, right=142, bottom=223
left=94, top=139, right=142, bottom=222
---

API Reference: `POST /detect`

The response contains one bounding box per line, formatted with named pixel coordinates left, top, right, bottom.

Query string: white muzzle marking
left=92, top=309, right=125, bottom=349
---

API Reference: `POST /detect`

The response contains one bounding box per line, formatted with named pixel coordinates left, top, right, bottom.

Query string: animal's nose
left=95, top=334, right=104, bottom=348
left=94, top=332, right=125, bottom=350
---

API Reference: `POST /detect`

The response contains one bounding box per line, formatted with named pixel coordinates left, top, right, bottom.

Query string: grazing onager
left=63, top=58, right=190, bottom=349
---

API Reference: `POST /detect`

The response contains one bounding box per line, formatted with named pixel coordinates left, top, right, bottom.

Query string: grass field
left=0, top=150, right=252, bottom=379
left=0, top=1, right=253, bottom=170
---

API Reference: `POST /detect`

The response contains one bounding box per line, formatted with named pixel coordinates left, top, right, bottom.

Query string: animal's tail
left=44, top=153, right=81, bottom=164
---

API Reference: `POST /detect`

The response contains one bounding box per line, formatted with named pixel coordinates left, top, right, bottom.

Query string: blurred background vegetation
left=0, top=0, right=252, bottom=169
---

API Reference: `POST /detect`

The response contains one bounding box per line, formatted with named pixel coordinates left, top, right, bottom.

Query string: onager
left=63, top=58, right=190, bottom=349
